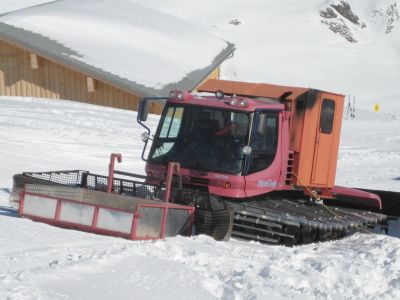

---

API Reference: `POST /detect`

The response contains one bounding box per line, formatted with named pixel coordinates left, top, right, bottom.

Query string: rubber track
left=225, top=199, right=387, bottom=245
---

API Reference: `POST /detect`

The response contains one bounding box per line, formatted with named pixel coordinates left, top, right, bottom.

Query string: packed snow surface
left=0, top=96, right=399, bottom=299
left=0, top=0, right=228, bottom=89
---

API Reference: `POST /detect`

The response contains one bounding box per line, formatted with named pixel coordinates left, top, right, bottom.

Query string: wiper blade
left=156, top=146, right=168, bottom=166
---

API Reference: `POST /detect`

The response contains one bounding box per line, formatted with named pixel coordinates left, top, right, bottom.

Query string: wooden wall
left=0, top=39, right=220, bottom=115
left=0, top=39, right=165, bottom=113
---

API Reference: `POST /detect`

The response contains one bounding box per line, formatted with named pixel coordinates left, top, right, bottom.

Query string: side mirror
left=138, top=100, right=150, bottom=122
left=141, top=131, right=150, bottom=142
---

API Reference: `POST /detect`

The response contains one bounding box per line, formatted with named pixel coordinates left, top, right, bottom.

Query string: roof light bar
left=224, top=97, right=248, bottom=108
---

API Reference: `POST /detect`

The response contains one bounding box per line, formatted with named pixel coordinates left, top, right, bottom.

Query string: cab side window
left=248, top=112, right=279, bottom=174
left=320, top=99, right=335, bottom=134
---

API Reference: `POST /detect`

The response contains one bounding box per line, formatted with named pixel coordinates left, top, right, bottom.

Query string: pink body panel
left=145, top=99, right=291, bottom=199
left=243, top=112, right=290, bottom=197
left=331, top=185, right=382, bottom=209
left=146, top=111, right=291, bottom=199
left=146, top=163, right=248, bottom=198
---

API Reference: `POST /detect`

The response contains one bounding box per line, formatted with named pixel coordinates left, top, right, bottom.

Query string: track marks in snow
left=114, top=235, right=400, bottom=300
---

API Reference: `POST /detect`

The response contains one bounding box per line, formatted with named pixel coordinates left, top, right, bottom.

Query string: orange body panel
left=290, top=91, right=344, bottom=189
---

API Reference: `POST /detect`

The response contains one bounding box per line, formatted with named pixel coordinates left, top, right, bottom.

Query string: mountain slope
left=134, top=0, right=400, bottom=113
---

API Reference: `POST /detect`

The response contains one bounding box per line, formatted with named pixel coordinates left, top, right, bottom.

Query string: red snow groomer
left=11, top=79, right=400, bottom=245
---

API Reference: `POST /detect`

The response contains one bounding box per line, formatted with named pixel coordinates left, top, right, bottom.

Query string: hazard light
left=223, top=181, right=231, bottom=188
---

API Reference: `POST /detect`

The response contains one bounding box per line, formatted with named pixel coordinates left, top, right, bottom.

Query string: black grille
left=190, top=177, right=209, bottom=186
left=22, top=170, right=165, bottom=200
left=23, top=170, right=86, bottom=186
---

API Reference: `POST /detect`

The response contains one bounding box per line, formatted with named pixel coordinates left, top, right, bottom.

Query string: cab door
left=244, top=111, right=283, bottom=197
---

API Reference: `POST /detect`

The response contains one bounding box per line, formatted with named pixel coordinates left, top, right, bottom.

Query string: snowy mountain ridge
left=135, top=0, right=400, bottom=112
left=320, top=0, right=400, bottom=43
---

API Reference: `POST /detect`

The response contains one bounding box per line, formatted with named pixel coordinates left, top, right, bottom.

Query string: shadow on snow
left=0, top=206, right=18, bottom=218
left=0, top=188, right=18, bottom=217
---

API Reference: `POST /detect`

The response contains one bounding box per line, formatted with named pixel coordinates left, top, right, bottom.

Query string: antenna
left=230, top=77, right=235, bottom=97
left=345, top=94, right=351, bottom=120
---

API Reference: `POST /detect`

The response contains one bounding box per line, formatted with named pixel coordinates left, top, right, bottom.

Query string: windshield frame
left=148, top=103, right=252, bottom=175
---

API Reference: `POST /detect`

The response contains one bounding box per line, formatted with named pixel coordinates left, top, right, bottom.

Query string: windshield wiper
left=156, top=145, right=168, bottom=166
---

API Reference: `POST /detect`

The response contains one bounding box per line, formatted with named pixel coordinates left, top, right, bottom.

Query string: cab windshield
left=149, top=105, right=250, bottom=174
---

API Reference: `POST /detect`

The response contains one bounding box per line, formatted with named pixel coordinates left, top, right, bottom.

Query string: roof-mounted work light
left=215, top=90, right=224, bottom=100
left=229, top=98, right=238, bottom=106
left=239, top=99, right=248, bottom=107
left=169, top=90, right=187, bottom=101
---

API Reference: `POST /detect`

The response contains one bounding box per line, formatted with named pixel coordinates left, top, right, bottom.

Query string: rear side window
left=320, top=99, right=335, bottom=134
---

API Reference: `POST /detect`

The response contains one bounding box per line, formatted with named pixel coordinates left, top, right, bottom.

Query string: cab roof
left=198, top=79, right=343, bottom=100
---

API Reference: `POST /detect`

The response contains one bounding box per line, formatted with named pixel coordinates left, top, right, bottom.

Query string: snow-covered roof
left=0, top=0, right=235, bottom=96
left=0, top=0, right=55, bottom=15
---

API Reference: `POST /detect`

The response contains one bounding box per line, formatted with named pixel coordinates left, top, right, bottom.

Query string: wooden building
left=0, top=1, right=234, bottom=114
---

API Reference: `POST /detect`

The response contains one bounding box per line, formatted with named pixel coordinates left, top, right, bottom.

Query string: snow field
left=336, top=119, right=400, bottom=190
left=0, top=96, right=400, bottom=299
left=2, top=191, right=400, bottom=300
left=2, top=185, right=400, bottom=300
left=0, top=97, right=159, bottom=187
